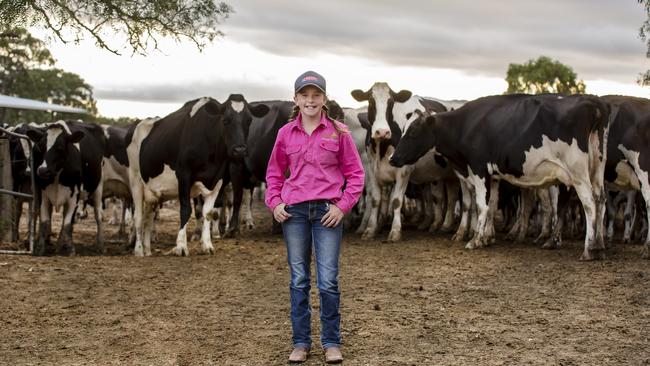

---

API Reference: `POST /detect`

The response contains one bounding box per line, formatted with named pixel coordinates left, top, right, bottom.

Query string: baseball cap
left=294, top=70, right=326, bottom=93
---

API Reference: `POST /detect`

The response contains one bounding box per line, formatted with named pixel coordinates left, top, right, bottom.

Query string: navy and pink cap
left=294, top=70, right=326, bottom=93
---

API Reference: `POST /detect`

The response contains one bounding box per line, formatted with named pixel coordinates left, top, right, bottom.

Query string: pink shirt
left=265, top=112, right=364, bottom=213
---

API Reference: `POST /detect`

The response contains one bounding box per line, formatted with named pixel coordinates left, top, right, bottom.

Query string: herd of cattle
left=2, top=84, right=650, bottom=261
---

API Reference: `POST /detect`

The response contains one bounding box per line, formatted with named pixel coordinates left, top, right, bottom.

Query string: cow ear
left=204, top=99, right=222, bottom=115
left=393, top=90, right=412, bottom=103
left=351, top=89, right=369, bottom=102
left=250, top=103, right=269, bottom=118
left=69, top=130, right=85, bottom=143
left=26, top=129, right=44, bottom=142
left=358, top=112, right=371, bottom=130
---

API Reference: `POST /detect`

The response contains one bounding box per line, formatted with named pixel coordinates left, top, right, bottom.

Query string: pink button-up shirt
left=265, top=112, right=364, bottom=213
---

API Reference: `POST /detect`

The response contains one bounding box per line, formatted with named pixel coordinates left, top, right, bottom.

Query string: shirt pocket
left=286, top=144, right=303, bottom=168
left=318, top=140, right=340, bottom=166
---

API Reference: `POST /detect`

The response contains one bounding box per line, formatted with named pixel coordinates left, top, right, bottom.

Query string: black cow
left=390, top=94, right=610, bottom=260
left=602, top=95, right=650, bottom=258
left=26, top=120, right=106, bottom=255
left=126, top=95, right=267, bottom=256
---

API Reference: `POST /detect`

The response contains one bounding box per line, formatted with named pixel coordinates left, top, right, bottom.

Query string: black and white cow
left=351, top=82, right=454, bottom=241
left=4, top=123, right=42, bottom=243
left=101, top=123, right=136, bottom=237
left=390, top=94, right=611, bottom=260
left=126, top=95, right=266, bottom=256
left=602, top=95, right=650, bottom=258
left=26, top=120, right=106, bottom=255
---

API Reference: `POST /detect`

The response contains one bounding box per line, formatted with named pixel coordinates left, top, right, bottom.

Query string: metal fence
left=0, top=126, right=36, bottom=255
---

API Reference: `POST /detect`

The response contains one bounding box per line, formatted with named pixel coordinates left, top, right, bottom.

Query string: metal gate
left=0, top=126, right=36, bottom=255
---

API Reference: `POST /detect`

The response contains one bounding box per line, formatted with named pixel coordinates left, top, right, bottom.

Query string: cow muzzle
left=373, top=129, right=391, bottom=140
left=37, top=166, right=54, bottom=179
left=232, top=145, right=248, bottom=158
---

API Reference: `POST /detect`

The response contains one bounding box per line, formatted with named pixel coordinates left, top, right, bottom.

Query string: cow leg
left=12, top=198, right=21, bottom=242
left=605, top=191, right=618, bottom=241
left=362, top=175, right=381, bottom=240
left=623, top=191, right=636, bottom=243
left=379, top=184, right=391, bottom=229
left=174, top=177, right=193, bottom=257
left=534, top=188, right=553, bottom=244
left=466, top=176, right=489, bottom=249
left=411, top=191, right=426, bottom=228
left=142, top=202, right=155, bottom=256
left=221, top=184, right=233, bottom=235
left=242, top=188, right=254, bottom=230
left=191, top=197, right=203, bottom=242
left=35, top=195, right=51, bottom=256
left=57, top=194, right=78, bottom=256
left=484, top=179, right=500, bottom=244
left=505, top=192, right=523, bottom=241
left=131, top=181, right=146, bottom=257
left=441, top=179, right=459, bottom=233
left=429, top=181, right=445, bottom=232
left=211, top=207, right=222, bottom=239
left=387, top=168, right=412, bottom=242
left=200, top=180, right=223, bottom=254
left=92, top=186, right=105, bottom=254
left=572, top=181, right=603, bottom=260
left=356, top=188, right=372, bottom=234
left=452, top=179, right=472, bottom=242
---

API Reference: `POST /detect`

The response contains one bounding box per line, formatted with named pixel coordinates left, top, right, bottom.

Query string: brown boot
left=324, top=347, right=343, bottom=364
left=288, top=347, right=309, bottom=363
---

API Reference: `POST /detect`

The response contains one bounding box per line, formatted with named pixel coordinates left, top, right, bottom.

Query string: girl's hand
left=273, top=203, right=292, bottom=223
left=321, top=204, right=344, bottom=228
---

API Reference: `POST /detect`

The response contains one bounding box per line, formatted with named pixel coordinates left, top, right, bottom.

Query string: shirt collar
left=291, top=112, right=330, bottom=132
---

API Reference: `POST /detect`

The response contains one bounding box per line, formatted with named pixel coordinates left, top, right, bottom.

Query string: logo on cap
left=303, top=76, right=319, bottom=82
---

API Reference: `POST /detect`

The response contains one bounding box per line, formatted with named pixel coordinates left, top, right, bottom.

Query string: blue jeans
left=282, top=200, right=343, bottom=350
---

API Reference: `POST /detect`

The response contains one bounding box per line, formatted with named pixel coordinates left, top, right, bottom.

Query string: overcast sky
left=36, top=0, right=650, bottom=118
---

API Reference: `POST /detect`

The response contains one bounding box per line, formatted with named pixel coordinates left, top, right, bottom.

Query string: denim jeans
left=282, top=200, right=343, bottom=350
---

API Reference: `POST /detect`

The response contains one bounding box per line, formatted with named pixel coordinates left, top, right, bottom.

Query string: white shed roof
left=0, top=94, right=87, bottom=114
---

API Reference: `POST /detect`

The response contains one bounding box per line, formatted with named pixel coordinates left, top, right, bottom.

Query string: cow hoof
left=388, top=230, right=401, bottom=242
left=200, top=245, right=214, bottom=255
left=361, top=230, right=375, bottom=240
left=134, top=248, right=144, bottom=257
left=465, top=241, right=477, bottom=250
left=452, top=232, right=466, bottom=242
left=541, top=241, right=558, bottom=250
left=174, top=246, right=190, bottom=257
left=580, top=249, right=606, bottom=261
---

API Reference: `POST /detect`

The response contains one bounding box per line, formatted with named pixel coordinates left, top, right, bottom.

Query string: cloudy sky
left=35, top=0, right=650, bottom=118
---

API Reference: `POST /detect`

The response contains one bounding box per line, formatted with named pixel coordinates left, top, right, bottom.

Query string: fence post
left=0, top=138, right=14, bottom=242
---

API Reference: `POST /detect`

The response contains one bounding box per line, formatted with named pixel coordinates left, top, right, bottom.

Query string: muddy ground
left=1, top=201, right=649, bottom=366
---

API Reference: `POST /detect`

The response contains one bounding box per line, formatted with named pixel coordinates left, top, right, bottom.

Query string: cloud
left=223, top=0, right=648, bottom=82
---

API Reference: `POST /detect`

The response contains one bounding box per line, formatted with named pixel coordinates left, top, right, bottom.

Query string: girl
left=265, top=70, right=364, bottom=364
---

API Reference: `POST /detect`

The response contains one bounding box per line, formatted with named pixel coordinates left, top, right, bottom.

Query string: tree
left=0, top=28, right=96, bottom=123
left=505, top=56, right=586, bottom=95
left=638, top=0, right=650, bottom=85
left=0, top=0, right=233, bottom=55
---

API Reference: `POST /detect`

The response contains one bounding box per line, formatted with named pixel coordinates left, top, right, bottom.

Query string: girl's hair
left=288, top=103, right=349, bottom=135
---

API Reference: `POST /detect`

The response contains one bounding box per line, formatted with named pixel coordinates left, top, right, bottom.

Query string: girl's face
left=294, top=85, right=326, bottom=119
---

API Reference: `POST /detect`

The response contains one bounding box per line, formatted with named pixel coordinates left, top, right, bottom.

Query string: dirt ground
left=1, top=200, right=649, bottom=366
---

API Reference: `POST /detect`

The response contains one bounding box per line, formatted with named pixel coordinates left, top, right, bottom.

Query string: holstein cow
left=101, top=123, right=136, bottom=238
left=126, top=95, right=266, bottom=256
left=351, top=82, right=453, bottom=241
left=26, top=120, right=106, bottom=255
left=4, top=122, right=42, bottom=243
left=602, top=95, right=650, bottom=258
left=390, top=94, right=611, bottom=260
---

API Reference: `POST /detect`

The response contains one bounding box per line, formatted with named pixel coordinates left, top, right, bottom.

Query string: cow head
left=27, top=121, right=84, bottom=179
left=389, top=110, right=435, bottom=167
left=220, top=94, right=270, bottom=161
left=351, top=82, right=412, bottom=141
left=325, top=100, right=345, bottom=121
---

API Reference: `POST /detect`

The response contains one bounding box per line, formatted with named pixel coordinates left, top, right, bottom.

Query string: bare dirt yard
left=1, top=201, right=649, bottom=365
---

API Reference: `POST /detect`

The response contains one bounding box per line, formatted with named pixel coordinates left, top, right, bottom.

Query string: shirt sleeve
left=265, top=130, right=288, bottom=212
left=331, top=132, right=365, bottom=213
